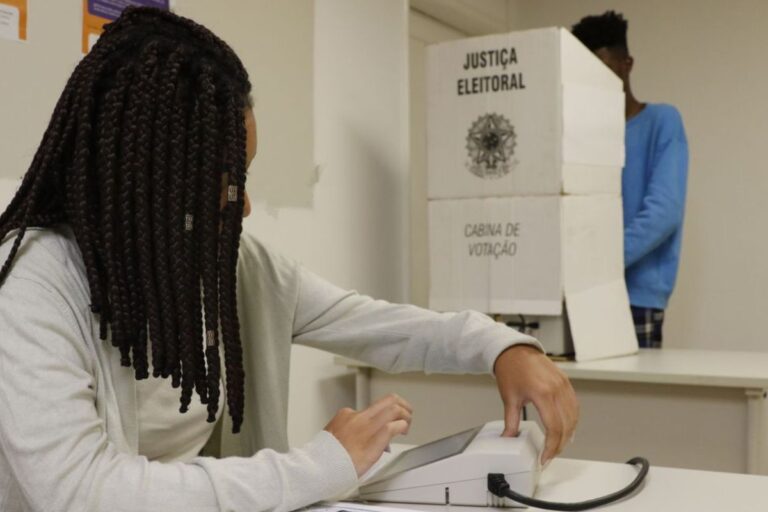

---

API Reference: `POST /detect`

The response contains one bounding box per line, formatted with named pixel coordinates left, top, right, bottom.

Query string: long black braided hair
left=0, top=7, right=251, bottom=433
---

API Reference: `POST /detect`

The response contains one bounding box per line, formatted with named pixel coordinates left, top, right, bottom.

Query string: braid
left=150, top=46, right=185, bottom=385
left=0, top=6, right=252, bottom=433
left=95, top=64, right=134, bottom=365
left=132, top=42, right=168, bottom=378
left=107, top=7, right=250, bottom=88
left=0, top=227, right=27, bottom=285
left=67, top=53, right=107, bottom=322
left=168, top=100, right=197, bottom=411
left=198, top=63, right=224, bottom=423
left=218, top=89, right=247, bottom=433
left=163, top=49, right=199, bottom=409
left=183, top=102, right=210, bottom=405
left=116, top=59, right=150, bottom=379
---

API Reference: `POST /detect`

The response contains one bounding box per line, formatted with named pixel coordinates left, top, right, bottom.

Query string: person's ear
left=625, top=55, right=634, bottom=75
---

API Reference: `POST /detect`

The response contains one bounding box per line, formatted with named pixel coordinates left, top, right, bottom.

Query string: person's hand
left=324, top=394, right=413, bottom=477
left=493, top=344, right=579, bottom=466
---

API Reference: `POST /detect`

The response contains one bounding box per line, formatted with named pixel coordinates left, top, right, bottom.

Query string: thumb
left=502, top=400, right=523, bottom=437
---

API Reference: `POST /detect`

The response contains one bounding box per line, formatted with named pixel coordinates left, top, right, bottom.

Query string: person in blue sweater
left=572, top=11, right=689, bottom=348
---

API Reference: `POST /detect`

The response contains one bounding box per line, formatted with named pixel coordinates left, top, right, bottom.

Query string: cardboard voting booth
left=429, top=196, right=636, bottom=361
left=427, top=27, right=624, bottom=199
left=426, top=28, right=637, bottom=362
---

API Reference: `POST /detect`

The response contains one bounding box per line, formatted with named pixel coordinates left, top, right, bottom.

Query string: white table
left=339, top=348, right=768, bottom=475
left=374, top=457, right=768, bottom=511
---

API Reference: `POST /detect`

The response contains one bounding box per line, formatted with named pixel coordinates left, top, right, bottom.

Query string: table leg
left=745, top=388, right=768, bottom=475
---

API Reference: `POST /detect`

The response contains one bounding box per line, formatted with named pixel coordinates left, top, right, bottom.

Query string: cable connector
left=487, top=457, right=649, bottom=511
left=487, top=473, right=511, bottom=497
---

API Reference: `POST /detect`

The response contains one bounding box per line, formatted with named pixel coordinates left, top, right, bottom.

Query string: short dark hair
left=572, top=10, right=629, bottom=54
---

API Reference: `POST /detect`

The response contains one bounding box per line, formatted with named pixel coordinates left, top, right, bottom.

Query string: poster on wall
left=82, top=0, right=170, bottom=53
left=0, top=0, right=27, bottom=42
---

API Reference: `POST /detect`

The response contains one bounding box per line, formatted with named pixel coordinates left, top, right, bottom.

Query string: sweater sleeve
left=0, top=276, right=357, bottom=512
left=624, top=108, right=689, bottom=267
left=292, top=267, right=542, bottom=375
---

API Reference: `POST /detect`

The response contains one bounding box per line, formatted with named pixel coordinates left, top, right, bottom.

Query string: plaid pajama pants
left=631, top=306, right=665, bottom=348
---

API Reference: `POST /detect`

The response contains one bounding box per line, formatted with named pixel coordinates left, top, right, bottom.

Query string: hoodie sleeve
left=0, top=275, right=357, bottom=512
left=292, top=266, right=542, bottom=375
left=624, top=107, right=689, bottom=267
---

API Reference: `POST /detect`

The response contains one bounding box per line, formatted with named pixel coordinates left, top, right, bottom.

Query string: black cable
left=487, top=457, right=649, bottom=511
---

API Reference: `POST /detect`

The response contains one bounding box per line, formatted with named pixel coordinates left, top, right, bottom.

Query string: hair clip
left=184, top=214, right=194, bottom=231
left=227, top=185, right=238, bottom=202
left=206, top=330, right=216, bottom=347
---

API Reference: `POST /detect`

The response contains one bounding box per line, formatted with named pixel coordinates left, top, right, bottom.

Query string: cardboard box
left=429, top=195, right=637, bottom=361
left=427, top=27, right=625, bottom=199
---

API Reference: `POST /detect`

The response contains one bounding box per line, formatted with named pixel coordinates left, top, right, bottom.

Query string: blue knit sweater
left=623, top=103, right=689, bottom=309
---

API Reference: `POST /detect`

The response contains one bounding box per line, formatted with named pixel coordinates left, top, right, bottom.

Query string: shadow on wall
left=316, top=371, right=357, bottom=414
left=332, top=116, right=406, bottom=301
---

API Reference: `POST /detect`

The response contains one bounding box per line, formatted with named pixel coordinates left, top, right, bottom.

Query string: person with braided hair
left=0, top=7, right=577, bottom=512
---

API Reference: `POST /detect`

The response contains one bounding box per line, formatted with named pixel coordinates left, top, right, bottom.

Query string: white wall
left=0, top=2, right=80, bottom=181
left=244, top=0, right=410, bottom=446
left=0, top=1, right=316, bottom=208
left=410, top=0, right=508, bottom=35
left=505, top=0, right=768, bottom=352
left=178, top=1, right=316, bottom=209
left=408, top=11, right=465, bottom=307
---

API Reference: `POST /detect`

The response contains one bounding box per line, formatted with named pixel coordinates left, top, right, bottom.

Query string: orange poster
left=0, top=0, right=27, bottom=42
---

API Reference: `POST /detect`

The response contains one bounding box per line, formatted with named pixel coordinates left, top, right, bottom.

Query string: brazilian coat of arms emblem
left=465, top=113, right=517, bottom=179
